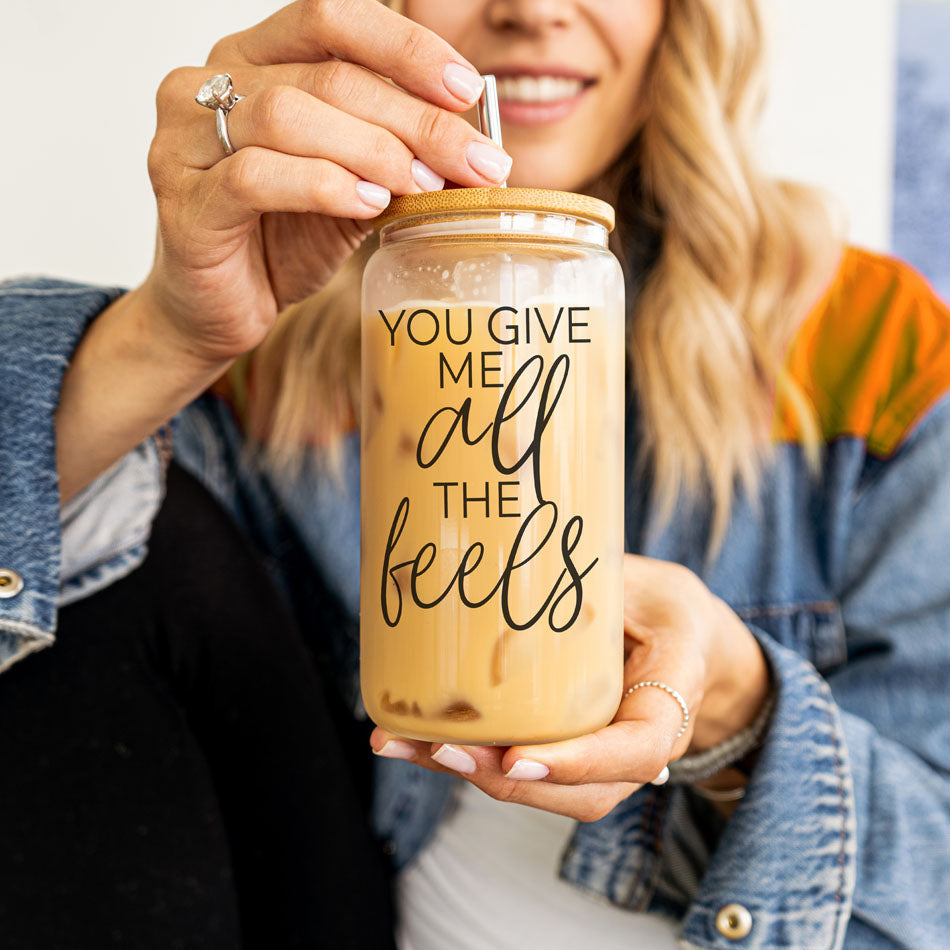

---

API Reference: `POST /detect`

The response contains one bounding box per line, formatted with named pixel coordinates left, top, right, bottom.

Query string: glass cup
left=361, top=187, right=625, bottom=745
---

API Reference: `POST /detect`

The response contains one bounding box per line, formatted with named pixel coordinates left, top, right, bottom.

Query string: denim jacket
left=2, top=249, right=949, bottom=949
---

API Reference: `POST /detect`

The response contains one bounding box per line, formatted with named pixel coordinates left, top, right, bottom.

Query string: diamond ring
left=195, top=73, right=246, bottom=157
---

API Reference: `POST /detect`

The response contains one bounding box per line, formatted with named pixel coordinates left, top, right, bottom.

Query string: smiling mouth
left=495, top=75, right=595, bottom=103
left=491, top=73, right=597, bottom=126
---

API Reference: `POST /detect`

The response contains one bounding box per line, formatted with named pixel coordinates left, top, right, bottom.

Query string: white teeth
left=495, top=75, right=586, bottom=103
left=520, top=76, right=540, bottom=101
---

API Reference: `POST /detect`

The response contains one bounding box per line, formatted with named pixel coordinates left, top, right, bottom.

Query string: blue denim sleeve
left=678, top=396, right=950, bottom=950
left=827, top=393, right=950, bottom=947
left=0, top=278, right=168, bottom=673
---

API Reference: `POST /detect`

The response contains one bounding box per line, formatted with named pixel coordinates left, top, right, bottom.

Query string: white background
left=0, top=0, right=898, bottom=289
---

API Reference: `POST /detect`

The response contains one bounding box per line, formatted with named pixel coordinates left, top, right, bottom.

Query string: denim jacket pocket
left=735, top=601, right=847, bottom=673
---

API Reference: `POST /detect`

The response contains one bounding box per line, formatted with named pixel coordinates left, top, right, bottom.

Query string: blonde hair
left=244, top=0, right=835, bottom=551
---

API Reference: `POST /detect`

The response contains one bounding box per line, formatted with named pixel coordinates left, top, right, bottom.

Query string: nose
left=485, top=0, right=577, bottom=33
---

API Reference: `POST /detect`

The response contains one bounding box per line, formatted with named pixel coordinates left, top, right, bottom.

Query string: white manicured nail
left=650, top=766, right=670, bottom=786
left=443, top=63, right=484, bottom=103
left=411, top=158, right=445, bottom=192
left=432, top=744, right=477, bottom=775
left=374, top=740, right=417, bottom=761
left=505, top=759, right=550, bottom=781
left=465, top=141, right=512, bottom=182
left=356, top=180, right=391, bottom=209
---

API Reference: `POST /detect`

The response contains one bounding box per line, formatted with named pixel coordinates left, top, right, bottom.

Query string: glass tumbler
left=361, top=187, right=625, bottom=745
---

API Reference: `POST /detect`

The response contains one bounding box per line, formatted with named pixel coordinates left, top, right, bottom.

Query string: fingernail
left=465, top=141, right=512, bottom=183
left=411, top=158, right=445, bottom=192
left=356, top=180, right=391, bottom=209
left=650, top=766, right=670, bottom=786
left=432, top=744, right=477, bottom=775
left=373, top=740, right=417, bottom=761
left=443, top=63, right=484, bottom=104
left=505, top=759, right=550, bottom=781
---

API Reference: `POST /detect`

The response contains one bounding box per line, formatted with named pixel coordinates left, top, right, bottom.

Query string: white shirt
left=397, top=781, right=680, bottom=949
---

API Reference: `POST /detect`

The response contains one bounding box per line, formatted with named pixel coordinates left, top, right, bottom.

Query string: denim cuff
left=59, top=426, right=172, bottom=606
left=676, top=625, right=857, bottom=949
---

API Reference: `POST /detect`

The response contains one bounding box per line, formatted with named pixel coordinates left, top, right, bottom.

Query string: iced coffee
left=361, top=189, right=625, bottom=745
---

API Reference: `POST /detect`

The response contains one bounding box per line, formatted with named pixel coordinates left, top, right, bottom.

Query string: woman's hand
left=140, top=0, right=510, bottom=366
left=56, top=0, right=512, bottom=500
left=370, top=554, right=771, bottom=822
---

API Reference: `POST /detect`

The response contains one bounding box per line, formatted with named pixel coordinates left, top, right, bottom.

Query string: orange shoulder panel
left=772, top=247, right=950, bottom=457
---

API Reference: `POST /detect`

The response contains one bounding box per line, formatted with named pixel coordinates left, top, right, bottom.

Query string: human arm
left=671, top=404, right=950, bottom=949
left=4, top=0, right=510, bottom=668
left=55, top=286, right=227, bottom=502
left=820, top=395, right=950, bottom=947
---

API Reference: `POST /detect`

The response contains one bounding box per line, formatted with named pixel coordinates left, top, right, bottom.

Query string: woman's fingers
left=157, top=63, right=509, bottom=188
left=497, top=620, right=706, bottom=787
left=223, top=85, right=443, bottom=196
left=211, top=0, right=484, bottom=110
left=499, top=692, right=687, bottom=788
left=369, top=659, right=700, bottom=794
left=370, top=729, right=638, bottom=823
left=291, top=61, right=510, bottom=185
left=179, top=146, right=392, bottom=238
left=455, top=746, right=638, bottom=823
left=500, top=620, right=705, bottom=787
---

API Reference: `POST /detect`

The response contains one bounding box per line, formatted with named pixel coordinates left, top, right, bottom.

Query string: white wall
left=1, top=0, right=278, bottom=288
left=760, top=0, right=898, bottom=251
left=0, top=0, right=898, bottom=289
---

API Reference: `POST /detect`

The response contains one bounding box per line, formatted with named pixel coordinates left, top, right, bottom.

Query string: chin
left=505, top=154, right=586, bottom=194
left=500, top=106, right=618, bottom=192
left=503, top=134, right=606, bottom=194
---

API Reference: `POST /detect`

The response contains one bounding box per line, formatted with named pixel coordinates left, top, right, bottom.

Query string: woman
left=1, top=0, right=948, bottom=947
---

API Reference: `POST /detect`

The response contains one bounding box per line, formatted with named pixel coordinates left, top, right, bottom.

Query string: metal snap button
left=0, top=568, right=24, bottom=598
left=716, top=903, right=753, bottom=940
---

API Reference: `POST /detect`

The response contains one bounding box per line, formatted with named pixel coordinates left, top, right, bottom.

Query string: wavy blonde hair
left=244, top=0, right=836, bottom=550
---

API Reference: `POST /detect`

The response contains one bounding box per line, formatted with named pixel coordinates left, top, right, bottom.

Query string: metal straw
left=477, top=75, right=506, bottom=188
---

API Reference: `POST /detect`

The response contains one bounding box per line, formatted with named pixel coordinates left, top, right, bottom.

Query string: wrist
left=690, top=596, right=771, bottom=753
left=132, top=278, right=237, bottom=377
left=669, top=689, right=774, bottom=783
left=56, top=283, right=233, bottom=502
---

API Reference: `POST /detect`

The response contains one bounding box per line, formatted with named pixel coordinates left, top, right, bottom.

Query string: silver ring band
left=214, top=105, right=241, bottom=156
left=625, top=680, right=690, bottom=740
left=626, top=680, right=691, bottom=787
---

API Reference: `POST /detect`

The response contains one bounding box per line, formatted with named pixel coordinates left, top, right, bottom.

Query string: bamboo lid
left=374, top=187, right=615, bottom=232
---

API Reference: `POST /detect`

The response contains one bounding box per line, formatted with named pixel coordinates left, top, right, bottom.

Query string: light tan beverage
left=360, top=189, right=625, bottom=745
